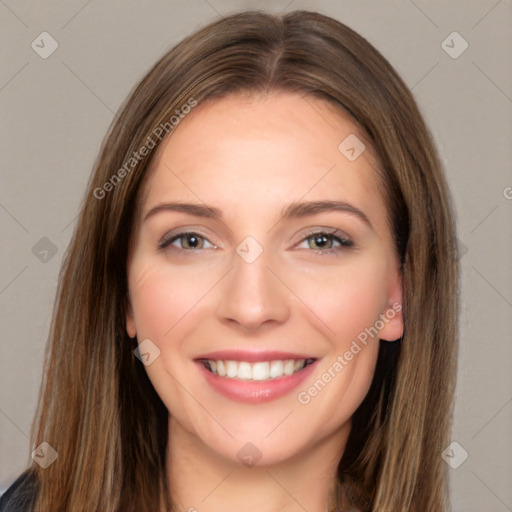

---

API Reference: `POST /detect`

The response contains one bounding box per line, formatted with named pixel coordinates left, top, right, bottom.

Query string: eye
left=158, top=229, right=353, bottom=254
left=158, top=231, right=216, bottom=251
left=296, top=230, right=354, bottom=254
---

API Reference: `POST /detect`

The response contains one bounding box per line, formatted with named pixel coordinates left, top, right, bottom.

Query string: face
left=125, top=92, right=403, bottom=466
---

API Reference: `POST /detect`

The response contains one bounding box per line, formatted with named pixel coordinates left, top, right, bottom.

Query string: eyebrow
left=143, top=200, right=372, bottom=228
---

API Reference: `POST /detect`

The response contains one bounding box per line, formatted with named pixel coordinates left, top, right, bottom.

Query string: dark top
left=0, top=471, right=37, bottom=512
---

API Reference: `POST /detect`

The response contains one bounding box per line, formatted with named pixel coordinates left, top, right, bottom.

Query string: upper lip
left=194, top=350, right=318, bottom=362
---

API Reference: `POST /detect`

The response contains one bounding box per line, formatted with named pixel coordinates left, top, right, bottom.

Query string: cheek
left=131, top=272, right=175, bottom=340
left=294, top=263, right=385, bottom=430
left=127, top=261, right=210, bottom=425
left=291, top=256, right=389, bottom=344
left=129, top=252, right=222, bottom=332
left=128, top=260, right=213, bottom=342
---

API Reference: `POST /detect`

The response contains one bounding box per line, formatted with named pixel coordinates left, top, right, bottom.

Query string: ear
left=125, top=294, right=137, bottom=339
left=378, top=268, right=404, bottom=342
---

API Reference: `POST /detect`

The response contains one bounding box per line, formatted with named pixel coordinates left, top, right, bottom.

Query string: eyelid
left=158, top=229, right=217, bottom=250
left=296, top=226, right=352, bottom=243
left=293, top=227, right=354, bottom=252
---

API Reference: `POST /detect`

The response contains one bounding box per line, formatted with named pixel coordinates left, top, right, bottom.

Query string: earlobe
left=379, top=269, right=404, bottom=342
left=125, top=299, right=137, bottom=339
left=378, top=302, right=404, bottom=342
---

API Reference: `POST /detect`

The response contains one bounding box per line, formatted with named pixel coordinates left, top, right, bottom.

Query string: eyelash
left=157, top=229, right=354, bottom=255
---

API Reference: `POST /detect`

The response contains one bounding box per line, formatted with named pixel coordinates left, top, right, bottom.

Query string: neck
left=164, top=415, right=350, bottom=512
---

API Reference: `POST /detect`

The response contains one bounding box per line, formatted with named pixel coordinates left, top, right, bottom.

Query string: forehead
left=139, top=92, right=385, bottom=224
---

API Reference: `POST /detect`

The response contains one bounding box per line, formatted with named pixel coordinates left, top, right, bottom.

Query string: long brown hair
left=18, top=10, right=459, bottom=511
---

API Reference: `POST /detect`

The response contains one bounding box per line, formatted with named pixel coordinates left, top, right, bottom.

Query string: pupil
left=314, top=234, right=329, bottom=249
left=185, top=234, right=199, bottom=249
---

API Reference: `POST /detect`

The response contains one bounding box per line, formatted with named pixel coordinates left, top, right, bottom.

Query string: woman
left=0, top=9, right=459, bottom=512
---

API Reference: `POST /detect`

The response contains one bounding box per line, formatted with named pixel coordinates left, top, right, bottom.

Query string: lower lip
left=196, top=360, right=318, bottom=404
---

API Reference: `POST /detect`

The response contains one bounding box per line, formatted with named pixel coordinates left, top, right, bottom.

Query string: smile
left=194, top=353, right=319, bottom=403
left=200, top=358, right=316, bottom=381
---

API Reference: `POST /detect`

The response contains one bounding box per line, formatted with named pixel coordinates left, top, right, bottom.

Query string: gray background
left=1, top=0, right=511, bottom=510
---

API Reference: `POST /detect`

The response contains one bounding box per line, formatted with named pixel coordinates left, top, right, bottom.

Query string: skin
left=125, top=91, right=403, bottom=512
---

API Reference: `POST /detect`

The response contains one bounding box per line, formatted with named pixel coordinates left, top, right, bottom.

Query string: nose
left=216, top=246, right=290, bottom=332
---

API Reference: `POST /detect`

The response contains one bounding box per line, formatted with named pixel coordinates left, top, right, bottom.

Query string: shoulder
left=0, top=470, right=38, bottom=512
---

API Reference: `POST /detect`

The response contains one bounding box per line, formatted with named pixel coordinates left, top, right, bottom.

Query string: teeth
left=251, top=362, right=269, bottom=380
left=203, top=358, right=312, bottom=381
left=238, top=362, right=253, bottom=380
left=283, top=360, right=295, bottom=375
left=226, top=360, right=238, bottom=378
left=269, top=360, right=283, bottom=378
left=216, top=360, right=226, bottom=377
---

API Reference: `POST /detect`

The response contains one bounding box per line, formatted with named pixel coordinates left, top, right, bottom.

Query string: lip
left=195, top=358, right=319, bottom=404
left=194, top=349, right=317, bottom=363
